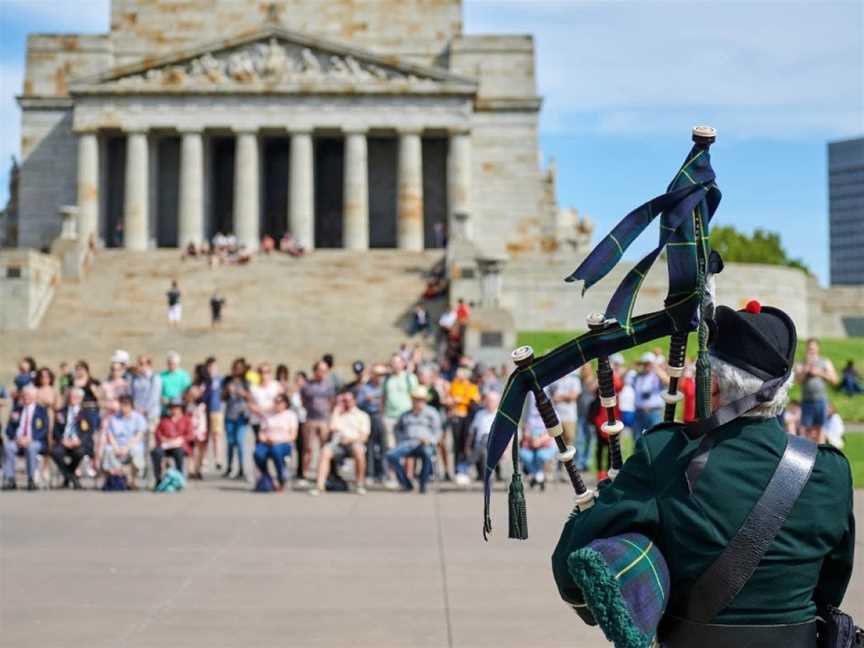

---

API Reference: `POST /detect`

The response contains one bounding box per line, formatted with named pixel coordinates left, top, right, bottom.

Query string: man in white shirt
left=552, top=369, right=582, bottom=448
left=460, top=390, right=500, bottom=486
left=310, top=391, right=371, bottom=496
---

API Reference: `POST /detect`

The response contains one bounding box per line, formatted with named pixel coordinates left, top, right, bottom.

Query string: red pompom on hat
left=745, top=300, right=762, bottom=314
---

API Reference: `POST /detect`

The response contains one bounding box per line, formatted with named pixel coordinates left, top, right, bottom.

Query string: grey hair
left=709, top=356, right=793, bottom=418
left=68, top=387, right=85, bottom=399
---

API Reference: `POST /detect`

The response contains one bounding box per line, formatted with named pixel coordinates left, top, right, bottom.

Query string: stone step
left=5, top=249, right=446, bottom=381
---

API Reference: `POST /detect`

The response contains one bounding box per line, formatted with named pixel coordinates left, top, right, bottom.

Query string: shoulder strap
left=686, top=434, right=818, bottom=623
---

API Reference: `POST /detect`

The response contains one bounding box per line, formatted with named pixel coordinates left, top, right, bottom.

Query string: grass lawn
left=844, top=433, right=864, bottom=488
left=517, top=331, right=864, bottom=422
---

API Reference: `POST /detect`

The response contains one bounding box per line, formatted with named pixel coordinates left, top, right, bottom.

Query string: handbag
left=818, top=606, right=864, bottom=648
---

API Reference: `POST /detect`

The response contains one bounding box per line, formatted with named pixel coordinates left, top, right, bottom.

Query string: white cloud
left=466, top=0, right=864, bottom=138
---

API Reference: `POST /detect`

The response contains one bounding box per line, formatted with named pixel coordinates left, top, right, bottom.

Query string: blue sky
left=1, top=0, right=862, bottom=283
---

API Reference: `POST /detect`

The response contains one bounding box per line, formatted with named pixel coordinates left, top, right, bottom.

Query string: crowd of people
left=0, top=335, right=854, bottom=493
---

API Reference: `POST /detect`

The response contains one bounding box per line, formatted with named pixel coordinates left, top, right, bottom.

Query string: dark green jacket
left=552, top=417, right=854, bottom=625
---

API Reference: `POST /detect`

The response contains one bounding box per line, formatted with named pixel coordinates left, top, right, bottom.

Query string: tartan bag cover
left=482, top=141, right=721, bottom=536
left=567, top=533, right=671, bottom=648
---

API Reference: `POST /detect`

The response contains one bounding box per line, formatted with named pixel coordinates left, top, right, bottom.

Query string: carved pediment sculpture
left=75, top=30, right=476, bottom=96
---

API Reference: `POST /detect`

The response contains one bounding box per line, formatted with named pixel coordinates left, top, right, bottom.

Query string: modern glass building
left=828, top=137, right=864, bottom=286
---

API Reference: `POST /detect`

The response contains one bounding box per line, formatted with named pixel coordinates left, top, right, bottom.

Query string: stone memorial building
left=14, top=0, right=571, bottom=256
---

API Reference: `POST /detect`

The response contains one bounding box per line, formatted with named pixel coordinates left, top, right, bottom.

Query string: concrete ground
left=1, top=480, right=862, bottom=648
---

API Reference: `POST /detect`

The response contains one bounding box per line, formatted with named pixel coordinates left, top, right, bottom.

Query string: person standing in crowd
left=310, top=390, right=371, bottom=496
left=99, top=394, right=147, bottom=488
left=455, top=298, right=471, bottom=324
left=209, top=291, right=226, bottom=328
left=841, top=360, right=862, bottom=396
left=795, top=338, right=839, bottom=442
left=160, top=351, right=191, bottom=413
left=345, top=361, right=366, bottom=396
left=166, top=280, right=182, bottom=328
left=102, top=358, right=131, bottom=402
left=72, top=360, right=101, bottom=415
left=631, top=352, right=666, bottom=440
left=222, top=359, right=250, bottom=480
left=448, top=366, right=481, bottom=483
left=57, top=362, right=74, bottom=396
left=552, top=367, right=582, bottom=460
left=467, top=390, right=500, bottom=481
left=3, top=385, right=49, bottom=490
left=321, top=354, right=343, bottom=392
left=520, top=392, right=556, bottom=490
left=299, top=360, right=335, bottom=484
left=386, top=388, right=442, bottom=494
left=130, top=355, right=162, bottom=478
left=575, top=365, right=597, bottom=471
left=151, top=399, right=191, bottom=487
left=186, top=379, right=209, bottom=480
left=34, top=367, right=61, bottom=422
left=356, top=364, right=386, bottom=482
left=50, top=387, right=97, bottom=490
left=382, top=354, right=418, bottom=485
left=203, top=358, right=225, bottom=473
left=678, top=359, right=697, bottom=423
left=249, top=363, right=283, bottom=442
left=252, top=393, right=298, bottom=491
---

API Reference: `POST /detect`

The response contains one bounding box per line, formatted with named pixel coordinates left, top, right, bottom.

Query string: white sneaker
left=535, top=472, right=546, bottom=484
left=454, top=473, right=471, bottom=487
left=294, top=478, right=310, bottom=489
left=384, top=479, right=399, bottom=491
left=308, top=488, right=320, bottom=496
left=356, top=486, right=367, bottom=495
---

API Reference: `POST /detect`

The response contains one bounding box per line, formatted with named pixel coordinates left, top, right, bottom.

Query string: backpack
left=102, top=474, right=128, bottom=492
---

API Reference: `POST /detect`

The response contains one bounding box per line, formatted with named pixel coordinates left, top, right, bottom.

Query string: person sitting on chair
left=99, top=394, right=147, bottom=487
left=151, top=399, right=192, bottom=487
left=3, top=385, right=50, bottom=490
left=385, top=387, right=442, bottom=494
left=50, top=387, right=98, bottom=489
left=310, top=391, right=371, bottom=496
left=253, top=394, right=298, bottom=491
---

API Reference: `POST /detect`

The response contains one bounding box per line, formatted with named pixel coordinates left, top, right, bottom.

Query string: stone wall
left=18, top=109, right=77, bottom=249
left=449, top=35, right=536, bottom=100
left=109, top=0, right=461, bottom=65
left=452, top=254, right=864, bottom=339
left=22, top=34, right=112, bottom=98
left=0, top=250, right=60, bottom=330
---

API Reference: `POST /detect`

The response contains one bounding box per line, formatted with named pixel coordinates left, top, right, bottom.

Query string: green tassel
left=508, top=472, right=528, bottom=539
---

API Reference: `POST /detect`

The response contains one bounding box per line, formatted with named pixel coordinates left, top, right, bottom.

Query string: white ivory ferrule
left=548, top=423, right=564, bottom=438
left=600, top=395, right=617, bottom=408
left=601, top=420, right=624, bottom=436
left=667, top=365, right=685, bottom=378
left=607, top=468, right=620, bottom=480
left=661, top=391, right=684, bottom=404
left=558, top=446, right=576, bottom=462
left=574, top=490, right=596, bottom=511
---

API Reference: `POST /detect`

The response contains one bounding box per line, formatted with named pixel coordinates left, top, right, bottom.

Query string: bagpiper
left=482, top=127, right=859, bottom=648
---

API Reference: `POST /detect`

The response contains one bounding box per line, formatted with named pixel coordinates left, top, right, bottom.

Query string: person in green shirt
left=159, top=351, right=192, bottom=412
left=552, top=303, right=855, bottom=647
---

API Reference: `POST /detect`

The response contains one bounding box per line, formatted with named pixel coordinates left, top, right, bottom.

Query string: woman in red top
left=151, top=400, right=192, bottom=486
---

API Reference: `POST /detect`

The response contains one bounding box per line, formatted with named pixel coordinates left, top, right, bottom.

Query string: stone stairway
left=5, top=249, right=445, bottom=379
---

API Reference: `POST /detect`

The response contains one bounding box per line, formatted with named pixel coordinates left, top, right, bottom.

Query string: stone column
left=234, top=130, right=260, bottom=250
left=76, top=131, right=99, bottom=244
left=178, top=130, right=204, bottom=248
left=343, top=129, right=369, bottom=250
left=397, top=130, right=424, bottom=251
left=448, top=130, right=472, bottom=240
left=123, top=130, right=149, bottom=251
left=289, top=130, right=315, bottom=250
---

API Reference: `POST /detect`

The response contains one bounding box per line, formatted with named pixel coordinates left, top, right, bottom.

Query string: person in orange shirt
left=448, top=367, right=480, bottom=483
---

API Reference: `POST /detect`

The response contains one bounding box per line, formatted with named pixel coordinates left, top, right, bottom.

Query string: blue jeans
left=386, top=442, right=434, bottom=490
left=801, top=399, right=827, bottom=428
left=633, top=408, right=663, bottom=441
left=3, top=439, right=43, bottom=481
left=576, top=415, right=595, bottom=471
left=519, top=446, right=556, bottom=475
left=225, top=418, right=247, bottom=471
left=253, top=442, right=292, bottom=484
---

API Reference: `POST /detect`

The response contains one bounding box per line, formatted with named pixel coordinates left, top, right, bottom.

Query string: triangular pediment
left=71, top=25, right=477, bottom=96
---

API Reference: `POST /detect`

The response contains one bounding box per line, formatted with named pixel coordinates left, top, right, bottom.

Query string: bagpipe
left=483, top=126, right=721, bottom=540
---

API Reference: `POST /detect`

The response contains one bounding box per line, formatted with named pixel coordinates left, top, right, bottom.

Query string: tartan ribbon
left=483, top=141, right=721, bottom=537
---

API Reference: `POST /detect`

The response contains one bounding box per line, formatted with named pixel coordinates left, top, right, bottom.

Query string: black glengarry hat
left=709, top=300, right=796, bottom=381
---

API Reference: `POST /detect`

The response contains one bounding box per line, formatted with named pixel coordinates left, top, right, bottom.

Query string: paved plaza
left=2, top=480, right=863, bottom=648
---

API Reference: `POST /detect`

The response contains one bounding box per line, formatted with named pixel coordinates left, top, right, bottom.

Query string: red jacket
left=154, top=415, right=192, bottom=454
left=592, top=373, right=623, bottom=440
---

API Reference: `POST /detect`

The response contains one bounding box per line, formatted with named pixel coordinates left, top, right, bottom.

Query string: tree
left=709, top=225, right=810, bottom=274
